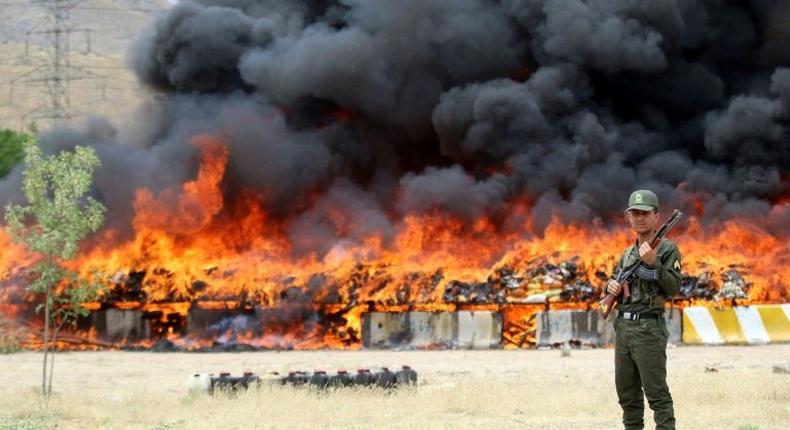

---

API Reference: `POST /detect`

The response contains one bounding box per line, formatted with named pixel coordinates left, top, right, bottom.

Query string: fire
left=133, top=136, right=227, bottom=234
left=0, top=228, right=36, bottom=304
left=1, top=135, right=788, bottom=350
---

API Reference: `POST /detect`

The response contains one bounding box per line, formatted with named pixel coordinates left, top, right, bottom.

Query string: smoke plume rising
left=2, top=0, right=790, bottom=255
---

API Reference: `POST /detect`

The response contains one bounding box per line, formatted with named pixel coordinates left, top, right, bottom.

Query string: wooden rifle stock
left=597, top=209, right=683, bottom=319
left=598, top=281, right=630, bottom=319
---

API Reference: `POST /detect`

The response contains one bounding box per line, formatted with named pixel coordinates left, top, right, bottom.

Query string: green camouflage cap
left=626, top=190, right=659, bottom=212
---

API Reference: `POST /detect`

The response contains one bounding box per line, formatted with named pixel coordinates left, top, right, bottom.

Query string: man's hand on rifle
left=606, top=279, right=623, bottom=295
left=638, top=239, right=662, bottom=266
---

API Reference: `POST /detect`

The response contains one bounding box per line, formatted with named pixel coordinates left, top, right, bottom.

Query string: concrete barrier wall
left=683, top=305, right=790, bottom=345
left=362, top=312, right=409, bottom=348
left=536, top=309, right=682, bottom=347
left=408, top=312, right=454, bottom=347
left=362, top=311, right=501, bottom=349
left=455, top=311, right=502, bottom=349
left=536, top=310, right=602, bottom=347
left=86, top=305, right=790, bottom=348
left=91, top=309, right=151, bottom=342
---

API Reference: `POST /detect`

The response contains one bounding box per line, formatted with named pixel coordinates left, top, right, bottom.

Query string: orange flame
left=1, top=135, right=788, bottom=349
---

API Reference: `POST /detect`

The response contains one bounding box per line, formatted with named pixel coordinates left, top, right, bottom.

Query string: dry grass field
left=0, top=345, right=788, bottom=429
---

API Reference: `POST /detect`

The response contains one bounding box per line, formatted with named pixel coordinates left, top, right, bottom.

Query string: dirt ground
left=0, top=345, right=788, bottom=429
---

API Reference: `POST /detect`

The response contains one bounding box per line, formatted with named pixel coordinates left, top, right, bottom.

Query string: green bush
left=0, top=128, right=30, bottom=179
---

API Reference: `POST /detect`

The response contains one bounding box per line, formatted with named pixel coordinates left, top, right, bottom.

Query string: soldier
left=606, top=190, right=681, bottom=430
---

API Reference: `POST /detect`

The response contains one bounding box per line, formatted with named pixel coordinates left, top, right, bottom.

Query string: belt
left=618, top=311, right=663, bottom=321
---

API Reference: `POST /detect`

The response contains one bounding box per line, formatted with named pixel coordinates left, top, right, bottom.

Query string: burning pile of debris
left=442, top=257, right=756, bottom=306
left=680, top=268, right=752, bottom=301
left=443, top=257, right=604, bottom=304
left=717, top=270, right=751, bottom=300
left=187, top=366, right=418, bottom=394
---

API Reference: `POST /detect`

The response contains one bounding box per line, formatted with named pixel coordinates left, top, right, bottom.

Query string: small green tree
left=4, top=138, right=106, bottom=399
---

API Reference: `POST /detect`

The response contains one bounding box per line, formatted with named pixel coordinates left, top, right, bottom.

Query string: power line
left=0, top=2, right=165, bottom=13
left=4, top=83, right=146, bottom=91
left=0, top=0, right=163, bottom=129
left=2, top=84, right=150, bottom=97
left=0, top=62, right=132, bottom=70
left=5, top=0, right=106, bottom=125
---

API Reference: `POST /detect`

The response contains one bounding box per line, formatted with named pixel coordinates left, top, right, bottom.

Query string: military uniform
left=612, top=190, right=682, bottom=430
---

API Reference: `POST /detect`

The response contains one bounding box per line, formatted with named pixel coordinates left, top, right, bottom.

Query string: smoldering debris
left=443, top=257, right=601, bottom=304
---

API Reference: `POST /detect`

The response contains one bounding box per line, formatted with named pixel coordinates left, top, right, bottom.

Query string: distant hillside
left=0, top=0, right=170, bottom=130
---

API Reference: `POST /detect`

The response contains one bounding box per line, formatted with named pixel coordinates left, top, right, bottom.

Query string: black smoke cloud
left=3, top=0, right=790, bottom=256
left=132, top=3, right=255, bottom=91
left=238, top=0, right=524, bottom=131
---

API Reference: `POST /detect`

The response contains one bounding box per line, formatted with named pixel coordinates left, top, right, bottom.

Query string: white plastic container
left=185, top=373, right=212, bottom=394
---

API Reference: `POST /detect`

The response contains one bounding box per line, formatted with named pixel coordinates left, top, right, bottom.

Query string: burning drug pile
left=1, top=0, right=789, bottom=349
left=443, top=257, right=602, bottom=304
left=680, top=268, right=752, bottom=302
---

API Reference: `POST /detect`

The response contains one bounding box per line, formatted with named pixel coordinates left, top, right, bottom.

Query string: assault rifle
left=598, top=209, right=683, bottom=319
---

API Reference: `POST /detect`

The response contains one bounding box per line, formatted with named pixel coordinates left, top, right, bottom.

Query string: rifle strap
left=621, top=244, right=637, bottom=268
left=635, top=264, right=659, bottom=281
